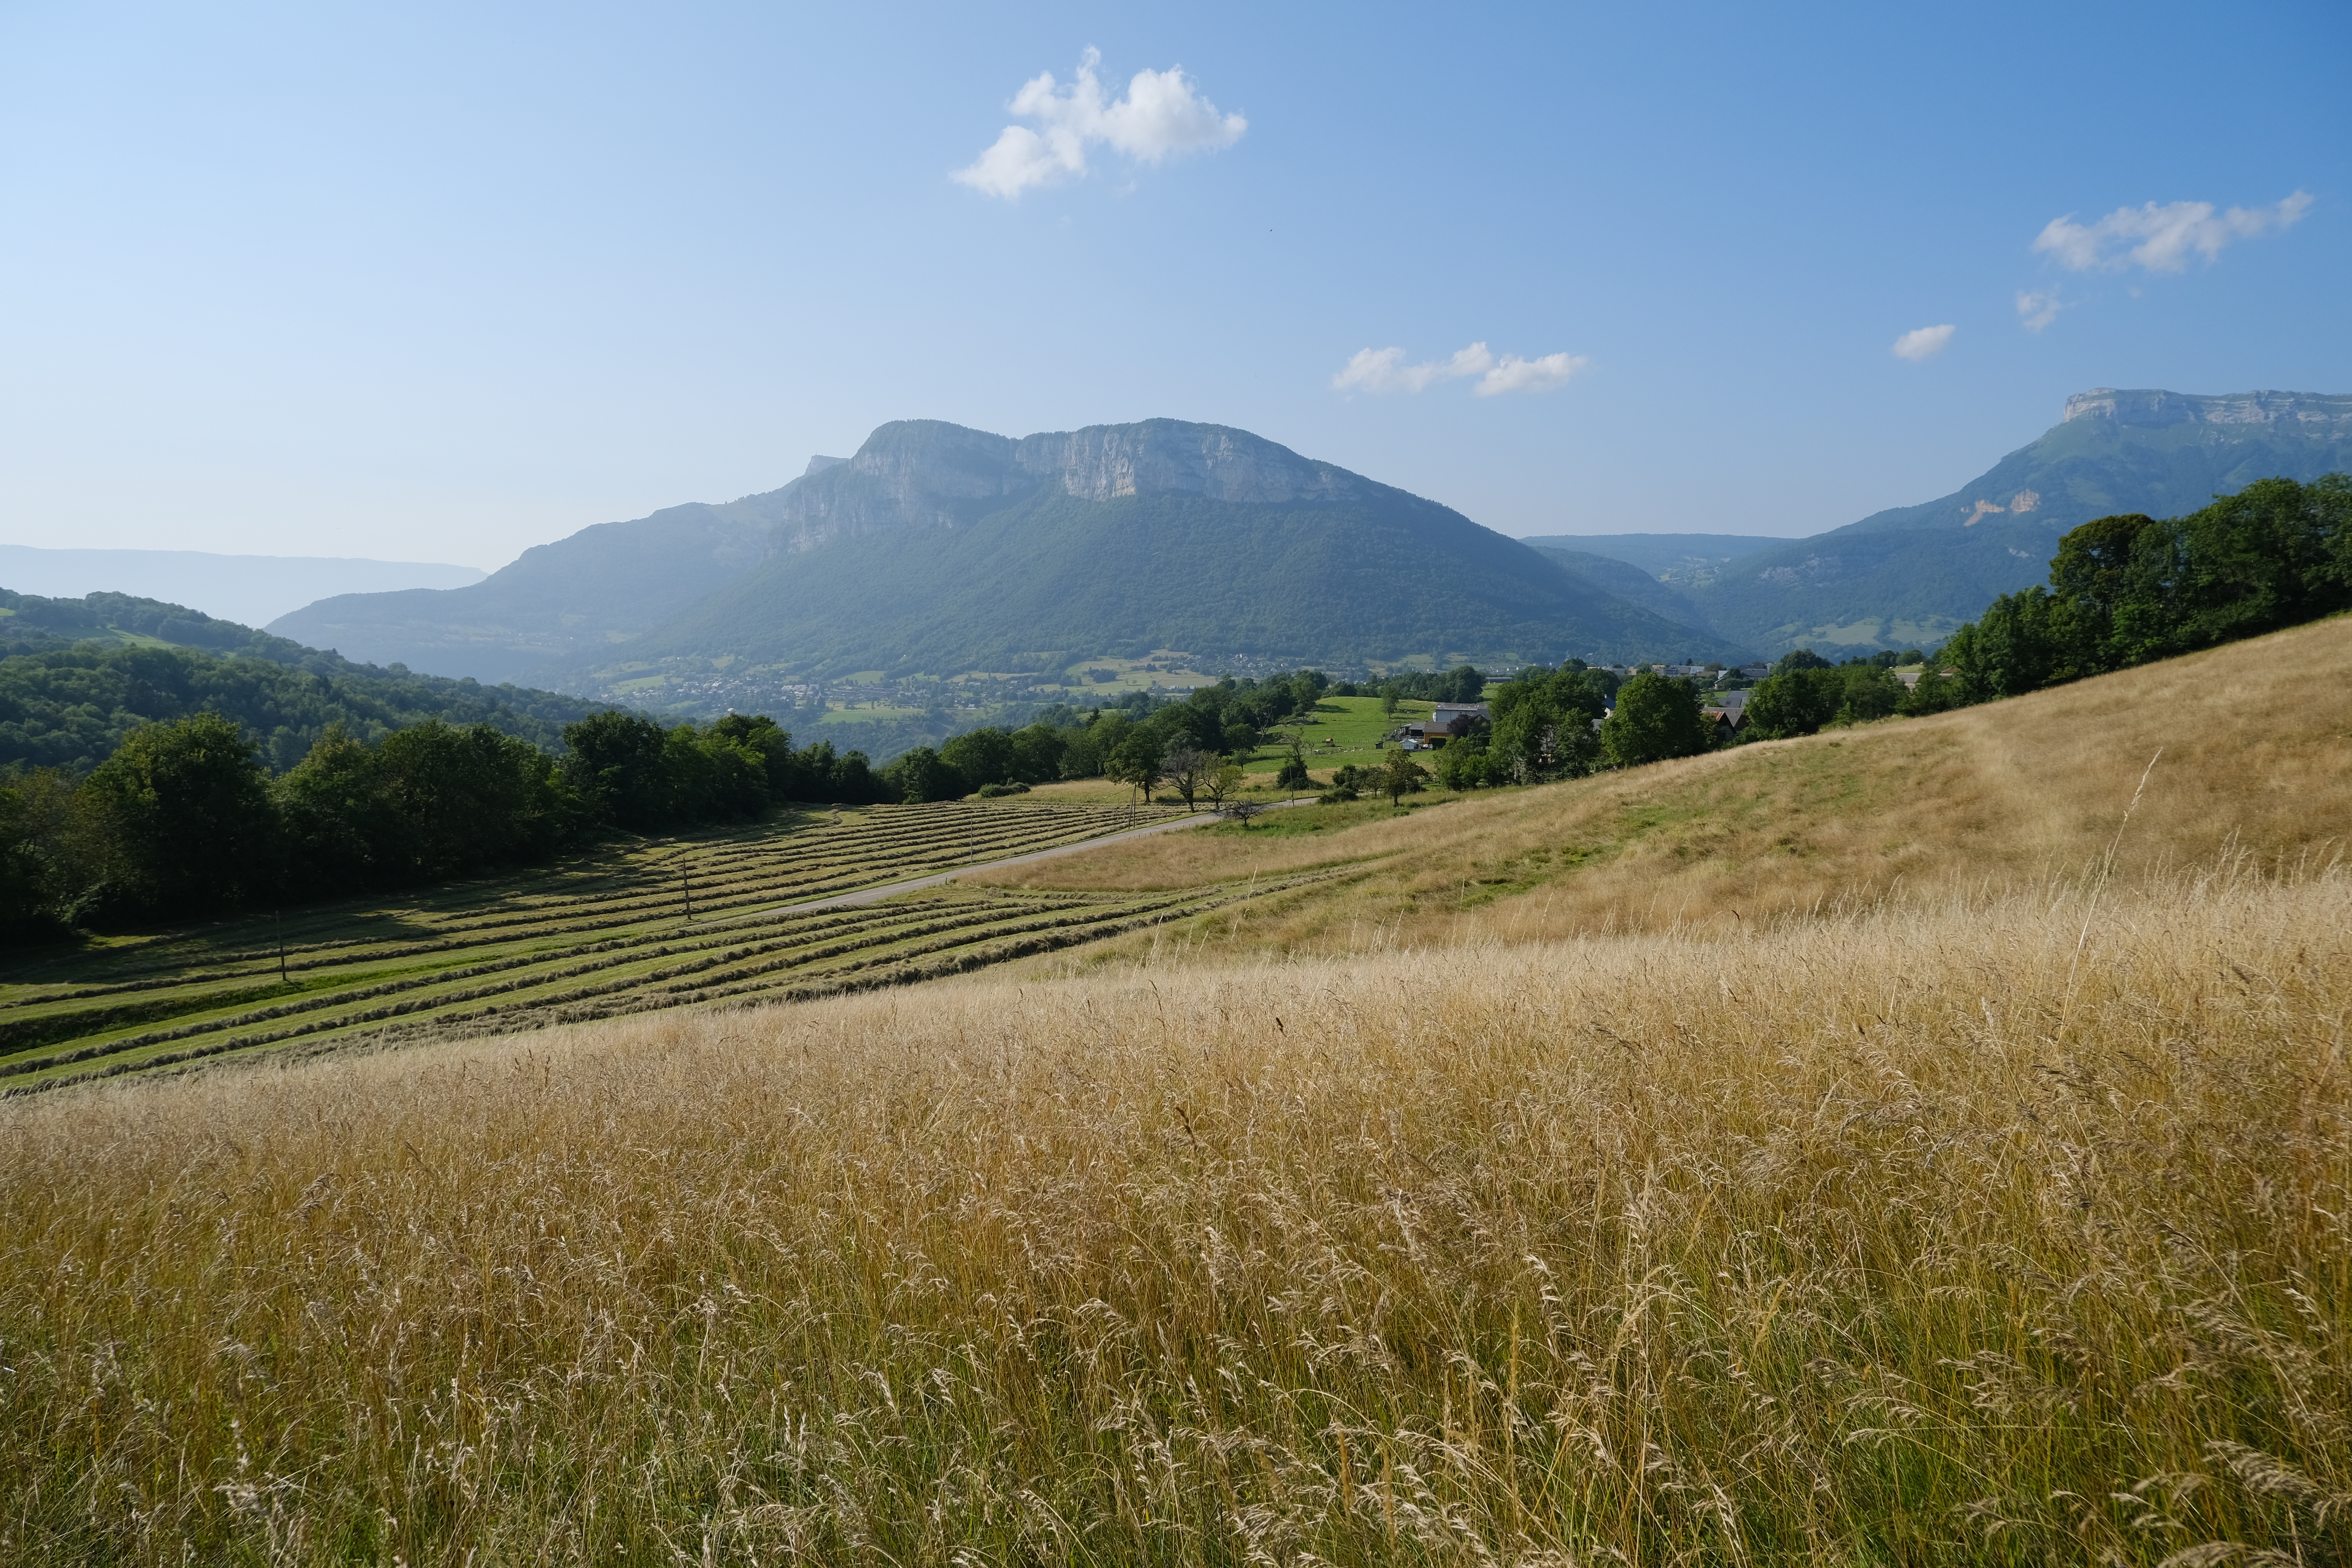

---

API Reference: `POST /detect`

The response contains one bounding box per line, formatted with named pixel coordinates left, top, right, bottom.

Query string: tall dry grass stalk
left=3, top=858, right=2348, bottom=1564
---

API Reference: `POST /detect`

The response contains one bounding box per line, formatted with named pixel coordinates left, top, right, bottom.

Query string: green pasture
left=1232, top=694, right=1435, bottom=773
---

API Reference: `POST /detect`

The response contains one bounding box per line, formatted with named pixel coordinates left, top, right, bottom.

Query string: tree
left=1380, top=683, right=1402, bottom=720
left=1270, top=727, right=1313, bottom=792
left=884, top=746, right=963, bottom=804
left=1106, top=730, right=1166, bottom=807
left=1599, top=672, right=1714, bottom=769
left=0, top=778, right=64, bottom=940
left=563, top=710, right=674, bottom=829
left=77, top=711, right=279, bottom=921
left=1380, top=748, right=1428, bottom=804
left=1202, top=762, right=1244, bottom=809
left=940, top=727, right=1017, bottom=791
left=1163, top=746, right=1214, bottom=812
left=1433, top=733, right=1493, bottom=790
left=1740, top=669, right=1842, bottom=740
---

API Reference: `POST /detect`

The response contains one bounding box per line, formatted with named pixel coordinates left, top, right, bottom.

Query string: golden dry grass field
left=982, top=614, right=2352, bottom=961
left=3, top=619, right=2350, bottom=1565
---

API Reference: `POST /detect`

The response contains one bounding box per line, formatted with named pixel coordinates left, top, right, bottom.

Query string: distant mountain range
left=15, top=388, right=2339, bottom=749
left=269, top=421, right=1757, bottom=703
left=1658, top=389, right=2352, bottom=654
left=0, top=546, right=483, bottom=631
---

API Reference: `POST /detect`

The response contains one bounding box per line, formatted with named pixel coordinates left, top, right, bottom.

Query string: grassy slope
left=5, top=620, right=2351, bottom=1562
left=2, top=856, right=2343, bottom=1562
left=978, top=612, right=2352, bottom=956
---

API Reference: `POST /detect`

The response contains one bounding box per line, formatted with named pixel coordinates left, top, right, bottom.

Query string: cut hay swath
left=0, top=800, right=1312, bottom=1091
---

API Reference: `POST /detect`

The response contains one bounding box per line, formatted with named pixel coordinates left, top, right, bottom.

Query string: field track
left=0, top=799, right=1316, bottom=1092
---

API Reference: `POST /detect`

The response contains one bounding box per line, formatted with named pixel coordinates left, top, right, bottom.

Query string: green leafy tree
left=77, top=712, right=279, bottom=921
left=1599, top=672, right=1714, bottom=769
left=1106, top=730, right=1167, bottom=807
left=0, top=778, right=66, bottom=940
left=884, top=746, right=963, bottom=804
left=563, top=711, right=674, bottom=829
left=1203, top=761, right=1244, bottom=809
left=940, top=727, right=1017, bottom=791
left=1740, top=669, right=1842, bottom=740
left=276, top=723, right=406, bottom=894
left=1379, top=748, right=1428, bottom=805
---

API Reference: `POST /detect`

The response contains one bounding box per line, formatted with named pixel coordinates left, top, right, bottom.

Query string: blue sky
left=1, top=1, right=2345, bottom=569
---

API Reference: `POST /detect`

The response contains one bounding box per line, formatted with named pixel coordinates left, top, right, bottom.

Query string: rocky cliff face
left=1012, top=420, right=1366, bottom=505
left=2063, top=387, right=2352, bottom=427
left=771, top=418, right=1372, bottom=553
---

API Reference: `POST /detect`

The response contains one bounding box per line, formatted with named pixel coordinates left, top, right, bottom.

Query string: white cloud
left=953, top=47, right=1245, bottom=199
left=1475, top=351, right=1588, bottom=396
left=1331, top=341, right=1585, bottom=397
left=1891, top=324, right=1955, bottom=362
left=2015, top=289, right=2064, bottom=332
left=2031, top=191, right=2312, bottom=273
left=1331, top=342, right=1489, bottom=393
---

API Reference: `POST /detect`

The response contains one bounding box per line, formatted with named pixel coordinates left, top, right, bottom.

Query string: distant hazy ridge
left=0, top=546, right=483, bottom=631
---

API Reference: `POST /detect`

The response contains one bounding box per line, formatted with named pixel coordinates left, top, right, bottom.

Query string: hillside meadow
left=0, top=619, right=2348, bottom=1563
left=980, top=612, right=2352, bottom=959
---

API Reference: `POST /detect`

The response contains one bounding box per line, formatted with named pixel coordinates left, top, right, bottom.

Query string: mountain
left=1525, top=547, right=1719, bottom=643
left=1683, top=388, right=2352, bottom=655
left=1519, top=533, right=1797, bottom=586
left=0, top=545, right=483, bottom=630
left=268, top=498, right=787, bottom=684
left=0, top=589, right=609, bottom=774
left=276, top=419, right=1754, bottom=700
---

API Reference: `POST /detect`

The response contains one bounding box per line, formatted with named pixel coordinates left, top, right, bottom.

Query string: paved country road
left=697, top=799, right=1312, bottom=928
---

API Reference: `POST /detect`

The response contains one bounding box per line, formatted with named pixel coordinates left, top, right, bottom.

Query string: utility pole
left=275, top=909, right=288, bottom=983
left=682, top=871, right=693, bottom=923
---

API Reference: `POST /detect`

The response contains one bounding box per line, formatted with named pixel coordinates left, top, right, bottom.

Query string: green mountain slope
left=262, top=468, right=844, bottom=682
left=1687, top=388, right=2352, bottom=655
left=0, top=589, right=606, bottom=775
left=533, top=420, right=1754, bottom=697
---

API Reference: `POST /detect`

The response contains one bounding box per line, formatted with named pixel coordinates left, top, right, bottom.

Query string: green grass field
left=1231, top=694, right=1436, bottom=779
left=0, top=800, right=1331, bottom=1093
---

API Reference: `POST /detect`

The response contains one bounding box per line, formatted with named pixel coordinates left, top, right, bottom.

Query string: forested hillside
left=0, top=589, right=604, bottom=775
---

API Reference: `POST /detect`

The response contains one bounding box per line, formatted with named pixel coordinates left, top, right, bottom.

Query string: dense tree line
left=0, top=710, right=891, bottom=939
left=1735, top=475, right=2351, bottom=739
left=1924, top=474, right=2350, bottom=704
left=0, top=669, right=1353, bottom=940
left=1412, top=661, right=1735, bottom=789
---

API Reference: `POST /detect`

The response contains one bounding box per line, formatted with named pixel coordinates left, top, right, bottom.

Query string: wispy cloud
left=2031, top=191, right=2312, bottom=273
left=2015, top=289, right=2064, bottom=332
left=1331, top=341, right=1588, bottom=397
left=1891, top=324, right=1955, bottom=362
left=954, top=47, right=1245, bottom=199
